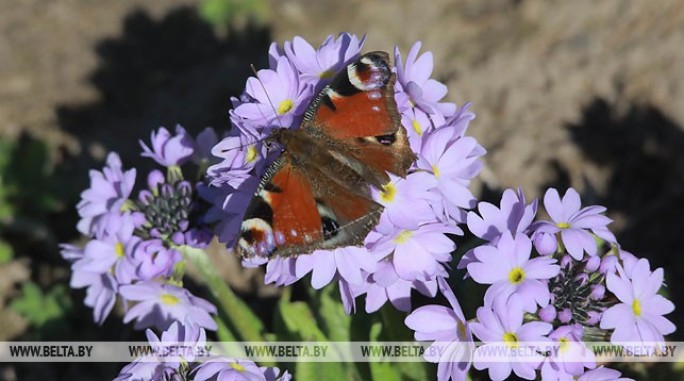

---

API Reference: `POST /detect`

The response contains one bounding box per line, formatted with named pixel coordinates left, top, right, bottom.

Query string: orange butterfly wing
left=234, top=51, right=414, bottom=258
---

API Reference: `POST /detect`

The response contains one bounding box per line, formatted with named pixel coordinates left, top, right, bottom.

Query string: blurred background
left=0, top=0, right=683, bottom=379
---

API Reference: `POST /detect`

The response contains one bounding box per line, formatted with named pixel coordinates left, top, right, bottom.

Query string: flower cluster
left=61, top=33, right=676, bottom=381
left=62, top=126, right=219, bottom=330
left=406, top=187, right=676, bottom=380
left=205, top=33, right=485, bottom=313
left=115, top=321, right=291, bottom=381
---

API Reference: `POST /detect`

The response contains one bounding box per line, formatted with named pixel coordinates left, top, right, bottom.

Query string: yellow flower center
left=319, top=69, right=335, bottom=79
left=503, top=332, right=519, bottom=349
left=411, top=119, right=423, bottom=135
left=632, top=299, right=642, bottom=317
left=115, top=242, right=125, bottom=258
left=457, top=321, right=467, bottom=339
left=277, top=99, right=294, bottom=115
left=556, top=222, right=570, bottom=229
left=245, top=145, right=258, bottom=163
left=432, top=164, right=441, bottom=178
left=558, top=337, right=570, bottom=353
left=394, top=230, right=413, bottom=244
left=508, top=267, right=525, bottom=285
left=160, top=293, right=180, bottom=305
left=380, top=183, right=397, bottom=203
left=230, top=362, right=245, bottom=372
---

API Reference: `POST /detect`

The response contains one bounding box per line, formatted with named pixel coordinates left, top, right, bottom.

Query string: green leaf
left=182, top=246, right=266, bottom=343
left=275, top=288, right=327, bottom=342
left=368, top=321, right=401, bottom=380
left=310, top=284, right=351, bottom=342
left=10, top=282, right=72, bottom=329
left=379, top=305, right=430, bottom=381
left=275, top=288, right=352, bottom=381
left=0, top=240, right=13, bottom=263
left=198, top=0, right=268, bottom=27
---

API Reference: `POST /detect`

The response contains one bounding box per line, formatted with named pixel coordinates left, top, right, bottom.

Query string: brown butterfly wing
left=302, top=51, right=416, bottom=185
left=234, top=51, right=414, bottom=258
left=234, top=153, right=382, bottom=258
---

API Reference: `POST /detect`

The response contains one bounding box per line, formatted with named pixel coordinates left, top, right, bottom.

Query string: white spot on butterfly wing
left=368, top=91, right=382, bottom=100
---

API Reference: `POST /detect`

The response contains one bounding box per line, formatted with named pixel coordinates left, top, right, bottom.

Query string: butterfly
left=235, top=51, right=416, bottom=258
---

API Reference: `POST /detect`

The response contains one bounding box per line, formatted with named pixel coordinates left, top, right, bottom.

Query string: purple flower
left=140, top=125, right=195, bottom=167
left=467, top=232, right=559, bottom=313
left=371, top=172, right=439, bottom=229
left=416, top=128, right=484, bottom=223
left=577, top=366, right=633, bottom=381
left=60, top=243, right=84, bottom=263
left=115, top=321, right=207, bottom=381
left=119, top=281, right=217, bottom=331
left=405, top=278, right=473, bottom=381
left=192, top=127, right=219, bottom=165
left=77, top=152, right=136, bottom=237
left=355, top=260, right=441, bottom=312
left=470, top=297, right=552, bottom=380
left=194, top=358, right=290, bottom=381
left=401, top=107, right=433, bottom=152
left=372, top=223, right=460, bottom=282
left=467, top=188, right=537, bottom=243
left=76, top=212, right=140, bottom=284
left=600, top=258, right=675, bottom=347
left=532, top=188, right=616, bottom=260
left=540, top=324, right=596, bottom=379
left=284, top=33, right=365, bottom=88
left=291, top=246, right=378, bottom=289
left=207, top=133, right=265, bottom=183
left=133, top=239, right=182, bottom=280
left=459, top=188, right=537, bottom=270
left=70, top=270, right=118, bottom=324
left=232, top=56, right=313, bottom=132
left=395, top=42, right=456, bottom=117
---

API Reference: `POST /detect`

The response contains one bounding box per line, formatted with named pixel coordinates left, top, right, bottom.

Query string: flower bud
left=574, top=273, right=589, bottom=286
left=600, top=255, right=618, bottom=274
left=538, top=305, right=557, bottom=322
left=590, top=284, right=605, bottom=300
left=586, top=311, right=602, bottom=326
left=584, top=255, right=600, bottom=272
left=533, top=231, right=557, bottom=255
left=558, top=308, right=573, bottom=323
left=147, top=169, right=165, bottom=193
left=560, top=255, right=574, bottom=270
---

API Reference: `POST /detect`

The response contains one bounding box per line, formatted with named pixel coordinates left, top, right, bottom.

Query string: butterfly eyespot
left=376, top=134, right=396, bottom=145
left=322, top=217, right=340, bottom=239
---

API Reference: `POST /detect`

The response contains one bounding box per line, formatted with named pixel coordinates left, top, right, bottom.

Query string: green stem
left=182, top=246, right=266, bottom=343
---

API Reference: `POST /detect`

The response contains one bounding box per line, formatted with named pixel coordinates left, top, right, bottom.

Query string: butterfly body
left=235, top=51, right=415, bottom=259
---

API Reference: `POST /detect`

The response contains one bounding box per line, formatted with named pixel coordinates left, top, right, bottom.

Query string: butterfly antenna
left=216, top=64, right=285, bottom=156
left=250, top=64, right=286, bottom=132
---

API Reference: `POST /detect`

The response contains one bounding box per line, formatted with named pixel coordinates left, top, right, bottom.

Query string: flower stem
left=182, top=246, right=266, bottom=343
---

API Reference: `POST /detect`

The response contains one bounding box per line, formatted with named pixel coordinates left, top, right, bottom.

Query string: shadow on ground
left=549, top=98, right=684, bottom=341
left=57, top=5, right=271, bottom=178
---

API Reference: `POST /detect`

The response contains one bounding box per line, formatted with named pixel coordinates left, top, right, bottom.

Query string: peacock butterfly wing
left=234, top=152, right=382, bottom=258
left=234, top=51, right=415, bottom=258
